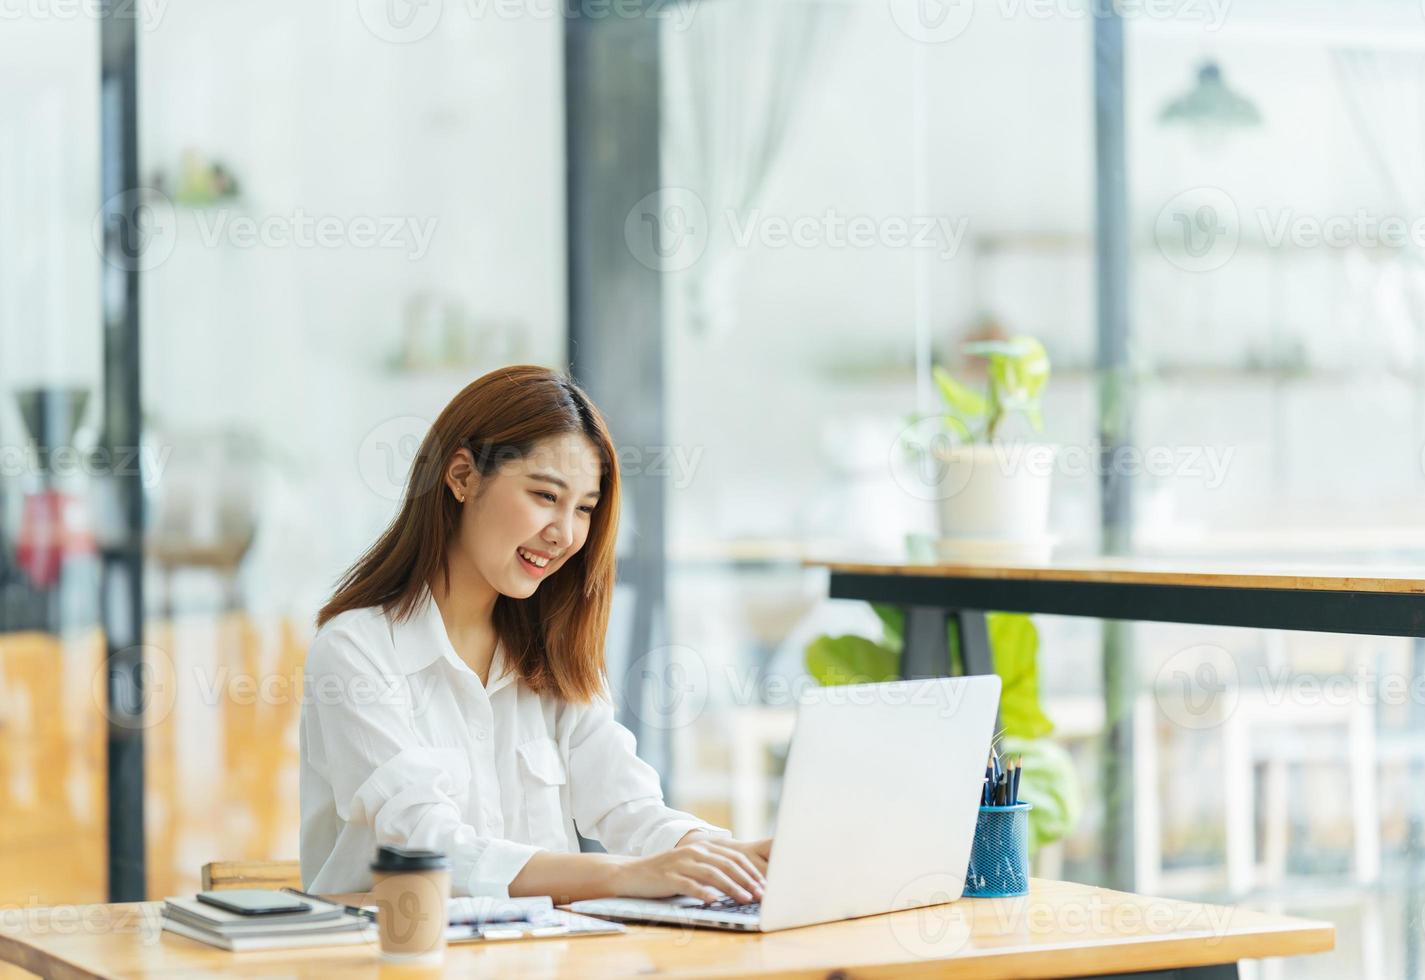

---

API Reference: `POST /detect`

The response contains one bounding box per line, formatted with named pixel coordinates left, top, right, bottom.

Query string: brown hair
left=317, top=365, right=619, bottom=703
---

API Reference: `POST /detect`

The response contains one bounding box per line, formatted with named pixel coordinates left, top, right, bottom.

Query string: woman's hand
left=678, top=832, right=772, bottom=876
left=608, top=836, right=771, bottom=904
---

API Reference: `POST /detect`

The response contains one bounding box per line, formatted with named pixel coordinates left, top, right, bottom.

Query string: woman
left=299, top=365, right=770, bottom=905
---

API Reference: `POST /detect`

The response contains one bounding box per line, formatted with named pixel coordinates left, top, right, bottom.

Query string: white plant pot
left=933, top=443, right=1056, bottom=544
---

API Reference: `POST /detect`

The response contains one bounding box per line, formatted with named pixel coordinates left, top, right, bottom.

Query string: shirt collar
left=392, top=588, right=515, bottom=694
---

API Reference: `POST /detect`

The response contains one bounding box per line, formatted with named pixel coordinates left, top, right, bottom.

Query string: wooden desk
left=813, top=558, right=1425, bottom=677
left=0, top=879, right=1331, bottom=979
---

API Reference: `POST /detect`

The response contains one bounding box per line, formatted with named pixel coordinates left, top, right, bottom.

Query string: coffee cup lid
left=371, top=845, right=450, bottom=872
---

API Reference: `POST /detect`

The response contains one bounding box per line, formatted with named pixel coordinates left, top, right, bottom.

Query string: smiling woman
left=300, top=365, right=772, bottom=903
left=318, top=365, right=620, bottom=701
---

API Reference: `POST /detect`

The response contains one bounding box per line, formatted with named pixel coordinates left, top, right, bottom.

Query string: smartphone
left=196, top=889, right=312, bottom=916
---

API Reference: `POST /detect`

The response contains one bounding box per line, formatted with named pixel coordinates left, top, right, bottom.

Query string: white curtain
left=1333, top=50, right=1425, bottom=222
left=662, top=0, right=848, bottom=340
left=1330, top=49, right=1425, bottom=366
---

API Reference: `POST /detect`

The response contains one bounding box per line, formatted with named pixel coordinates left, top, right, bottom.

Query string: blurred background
left=3, top=0, right=1425, bottom=976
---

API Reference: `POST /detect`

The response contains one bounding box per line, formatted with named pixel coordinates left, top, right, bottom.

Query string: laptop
left=569, top=674, right=1001, bottom=932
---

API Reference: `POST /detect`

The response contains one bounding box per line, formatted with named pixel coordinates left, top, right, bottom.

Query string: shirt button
left=475, top=727, right=488, bottom=741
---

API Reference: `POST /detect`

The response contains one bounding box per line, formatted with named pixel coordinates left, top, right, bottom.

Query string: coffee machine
left=0, top=386, right=98, bottom=631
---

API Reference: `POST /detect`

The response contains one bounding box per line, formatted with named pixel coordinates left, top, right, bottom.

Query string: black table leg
left=903, top=607, right=994, bottom=679
left=904, top=606, right=950, bottom=678
left=956, top=610, right=993, bottom=677
left=903, top=607, right=999, bottom=731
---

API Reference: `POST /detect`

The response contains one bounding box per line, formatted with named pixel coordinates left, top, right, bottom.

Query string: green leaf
left=967, top=336, right=1051, bottom=441
left=987, top=336, right=1050, bottom=409
left=999, top=735, right=1082, bottom=853
left=804, top=634, right=900, bottom=687
left=871, top=604, right=905, bottom=652
left=988, top=613, right=1054, bottom=739
left=932, top=365, right=987, bottom=420
left=947, top=612, right=1053, bottom=737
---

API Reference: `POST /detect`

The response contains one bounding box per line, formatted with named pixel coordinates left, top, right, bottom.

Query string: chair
left=200, top=859, right=302, bottom=892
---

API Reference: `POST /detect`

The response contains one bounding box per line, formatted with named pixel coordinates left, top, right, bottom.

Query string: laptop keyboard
left=699, top=897, right=761, bottom=915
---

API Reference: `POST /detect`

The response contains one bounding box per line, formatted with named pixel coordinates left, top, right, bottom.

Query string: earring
left=455, top=491, right=465, bottom=503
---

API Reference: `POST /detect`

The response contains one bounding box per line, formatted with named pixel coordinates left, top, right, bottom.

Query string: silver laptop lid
left=757, top=675, right=1001, bottom=932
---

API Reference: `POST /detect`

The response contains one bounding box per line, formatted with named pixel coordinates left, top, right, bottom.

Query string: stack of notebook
left=160, top=895, right=371, bottom=952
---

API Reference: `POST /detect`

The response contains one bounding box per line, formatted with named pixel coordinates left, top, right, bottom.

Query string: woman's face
left=451, top=432, right=603, bottom=600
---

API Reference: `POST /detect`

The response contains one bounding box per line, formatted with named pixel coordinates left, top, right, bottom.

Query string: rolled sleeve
left=642, top=818, right=732, bottom=857
left=566, top=694, right=730, bottom=856
left=469, top=839, right=543, bottom=898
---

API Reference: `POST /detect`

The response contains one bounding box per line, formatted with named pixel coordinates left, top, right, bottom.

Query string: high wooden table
left=814, top=557, right=1425, bottom=677
left=0, top=879, right=1331, bottom=979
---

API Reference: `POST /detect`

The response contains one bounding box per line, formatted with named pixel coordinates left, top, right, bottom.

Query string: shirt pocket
left=515, top=737, right=569, bottom=847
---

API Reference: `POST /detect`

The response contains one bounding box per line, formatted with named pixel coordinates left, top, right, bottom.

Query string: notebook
left=162, top=892, right=623, bottom=951
left=160, top=915, right=372, bottom=952
left=161, top=895, right=370, bottom=952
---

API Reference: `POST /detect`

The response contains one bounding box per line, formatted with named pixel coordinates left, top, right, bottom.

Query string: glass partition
left=135, top=4, right=566, bottom=897
left=0, top=16, right=107, bottom=907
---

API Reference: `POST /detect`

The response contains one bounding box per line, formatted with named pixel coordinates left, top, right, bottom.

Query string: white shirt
left=299, top=589, right=727, bottom=896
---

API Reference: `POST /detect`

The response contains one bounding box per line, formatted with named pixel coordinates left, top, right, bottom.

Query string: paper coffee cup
left=369, top=845, right=451, bottom=964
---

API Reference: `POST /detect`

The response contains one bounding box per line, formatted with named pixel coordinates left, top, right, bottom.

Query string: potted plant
left=803, top=339, right=1078, bottom=853
left=912, top=336, right=1054, bottom=555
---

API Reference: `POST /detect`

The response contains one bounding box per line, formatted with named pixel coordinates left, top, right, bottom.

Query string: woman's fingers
left=705, top=842, right=767, bottom=886
left=680, top=860, right=755, bottom=903
left=733, top=843, right=769, bottom=877
left=690, top=848, right=762, bottom=900
left=635, top=838, right=778, bottom=905
left=671, top=874, right=721, bottom=904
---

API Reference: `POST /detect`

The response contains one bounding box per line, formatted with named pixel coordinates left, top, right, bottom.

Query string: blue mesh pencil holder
left=964, top=802, right=1032, bottom=898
